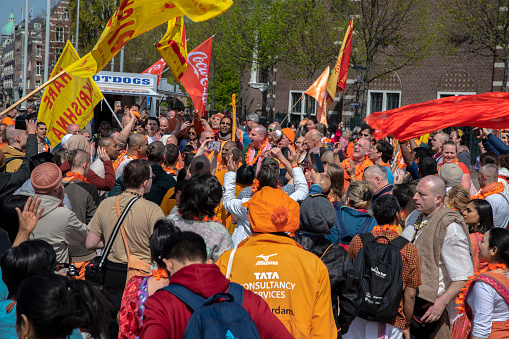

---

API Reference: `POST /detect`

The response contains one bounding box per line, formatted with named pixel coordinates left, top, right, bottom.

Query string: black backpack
left=352, top=233, right=408, bottom=323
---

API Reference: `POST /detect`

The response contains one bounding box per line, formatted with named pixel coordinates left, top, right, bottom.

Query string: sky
left=1, top=0, right=52, bottom=27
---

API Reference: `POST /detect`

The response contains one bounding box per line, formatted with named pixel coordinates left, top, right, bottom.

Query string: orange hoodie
left=216, top=234, right=337, bottom=339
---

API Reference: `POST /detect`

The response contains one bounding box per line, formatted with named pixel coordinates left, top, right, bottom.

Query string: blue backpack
left=163, top=282, right=261, bottom=339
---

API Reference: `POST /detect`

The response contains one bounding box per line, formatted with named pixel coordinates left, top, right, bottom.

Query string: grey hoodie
left=30, top=194, right=88, bottom=263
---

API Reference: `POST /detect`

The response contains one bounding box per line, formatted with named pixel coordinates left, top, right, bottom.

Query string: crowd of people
left=1, top=102, right=509, bottom=339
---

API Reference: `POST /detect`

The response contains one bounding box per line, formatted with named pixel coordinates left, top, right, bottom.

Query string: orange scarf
left=245, top=138, right=269, bottom=166
left=342, top=158, right=374, bottom=181
left=113, top=151, right=137, bottom=171
left=193, top=215, right=219, bottom=222
left=372, top=224, right=398, bottom=233
left=471, top=182, right=505, bottom=200
left=152, top=267, right=168, bottom=280
left=163, top=166, right=177, bottom=175
left=456, top=263, right=507, bottom=315
left=64, top=171, right=89, bottom=183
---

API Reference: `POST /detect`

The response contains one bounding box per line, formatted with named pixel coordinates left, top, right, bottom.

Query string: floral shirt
left=119, top=276, right=150, bottom=339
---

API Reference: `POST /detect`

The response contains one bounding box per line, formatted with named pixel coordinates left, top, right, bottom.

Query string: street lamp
left=351, top=62, right=367, bottom=128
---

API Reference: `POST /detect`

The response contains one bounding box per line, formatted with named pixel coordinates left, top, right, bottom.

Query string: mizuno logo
left=255, top=253, right=278, bottom=266
left=256, top=253, right=278, bottom=261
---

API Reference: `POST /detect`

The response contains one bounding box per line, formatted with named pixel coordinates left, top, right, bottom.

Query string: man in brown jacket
left=401, top=175, right=473, bottom=338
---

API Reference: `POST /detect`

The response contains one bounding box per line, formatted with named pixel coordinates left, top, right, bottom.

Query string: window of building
left=58, top=13, right=62, bottom=20
left=64, top=9, right=70, bottom=20
left=288, top=91, right=317, bottom=118
left=36, top=45, right=42, bottom=57
left=36, top=62, right=42, bottom=76
left=437, top=91, right=476, bottom=99
left=55, top=26, right=64, bottom=42
left=367, top=90, right=401, bottom=115
left=55, top=47, right=63, bottom=57
left=34, top=23, right=41, bottom=29
left=35, top=80, right=41, bottom=87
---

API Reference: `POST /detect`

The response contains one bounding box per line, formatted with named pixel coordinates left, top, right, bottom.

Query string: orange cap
left=132, top=111, right=141, bottom=120
left=242, top=186, right=299, bottom=233
left=281, top=128, right=295, bottom=145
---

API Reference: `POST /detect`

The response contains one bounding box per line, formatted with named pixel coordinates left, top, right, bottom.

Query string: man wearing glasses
left=342, top=137, right=373, bottom=189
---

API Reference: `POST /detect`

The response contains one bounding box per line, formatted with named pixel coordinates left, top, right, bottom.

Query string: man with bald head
left=341, top=137, right=374, bottom=189
left=242, top=125, right=271, bottom=168
left=3, top=125, right=29, bottom=172
left=67, top=123, right=82, bottom=135
left=477, top=164, right=509, bottom=228
left=304, top=129, right=322, bottom=151
left=159, top=117, right=169, bottom=134
left=115, top=133, right=148, bottom=178
left=431, top=132, right=449, bottom=165
left=363, top=164, right=393, bottom=206
left=402, top=175, right=473, bottom=338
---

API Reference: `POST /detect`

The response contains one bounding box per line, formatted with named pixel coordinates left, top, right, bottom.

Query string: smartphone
left=115, top=101, right=121, bottom=106
left=311, top=152, right=325, bottom=173
left=474, top=129, right=481, bottom=138
left=208, top=141, right=221, bottom=151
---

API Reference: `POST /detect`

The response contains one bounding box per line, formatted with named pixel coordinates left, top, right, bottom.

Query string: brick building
left=242, top=33, right=499, bottom=129
left=42, top=0, right=71, bottom=80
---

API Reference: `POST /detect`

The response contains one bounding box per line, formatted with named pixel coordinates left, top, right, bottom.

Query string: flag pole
left=102, top=98, right=122, bottom=126
left=231, top=93, right=236, bottom=141
left=281, top=94, right=305, bottom=125
left=0, top=70, right=66, bottom=116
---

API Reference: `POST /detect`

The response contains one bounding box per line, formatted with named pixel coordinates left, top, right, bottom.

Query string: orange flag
left=305, top=66, right=330, bottom=125
left=366, top=92, right=509, bottom=140
left=157, top=16, right=187, bottom=81
left=326, top=18, right=353, bottom=106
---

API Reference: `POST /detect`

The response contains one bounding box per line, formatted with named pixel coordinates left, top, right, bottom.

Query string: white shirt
left=466, top=273, right=509, bottom=338
left=403, top=209, right=474, bottom=323
left=485, top=191, right=509, bottom=228
left=222, top=167, right=308, bottom=247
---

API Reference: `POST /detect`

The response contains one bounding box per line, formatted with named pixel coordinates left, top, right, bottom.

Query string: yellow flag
left=39, top=41, right=104, bottom=147
left=157, top=16, right=187, bottom=80
left=65, top=0, right=232, bottom=77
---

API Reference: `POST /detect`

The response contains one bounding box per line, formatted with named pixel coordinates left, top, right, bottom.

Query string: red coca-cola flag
left=180, top=37, right=212, bottom=116
left=142, top=58, right=166, bottom=86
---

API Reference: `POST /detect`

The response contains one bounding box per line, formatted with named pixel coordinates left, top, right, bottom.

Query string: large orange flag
left=326, top=18, right=353, bottom=106
left=366, top=92, right=509, bottom=140
left=157, top=17, right=187, bottom=81
left=65, top=0, right=232, bottom=77
left=305, top=66, right=330, bottom=125
left=180, top=37, right=213, bottom=116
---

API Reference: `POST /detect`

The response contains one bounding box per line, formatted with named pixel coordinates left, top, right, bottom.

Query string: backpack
left=1, top=157, right=24, bottom=173
left=335, top=208, right=373, bottom=245
left=352, top=233, right=409, bottom=323
left=164, top=282, right=261, bottom=339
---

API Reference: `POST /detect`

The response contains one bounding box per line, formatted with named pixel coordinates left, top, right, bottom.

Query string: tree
left=343, top=0, right=435, bottom=117
left=441, top=0, right=509, bottom=91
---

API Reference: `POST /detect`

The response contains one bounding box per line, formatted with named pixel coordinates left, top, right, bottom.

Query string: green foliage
left=440, top=0, right=509, bottom=89
left=214, top=67, right=239, bottom=111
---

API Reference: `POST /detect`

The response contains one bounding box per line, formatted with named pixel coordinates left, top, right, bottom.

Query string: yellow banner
left=39, top=41, right=104, bottom=147
left=157, top=16, right=187, bottom=80
left=65, top=0, right=232, bottom=77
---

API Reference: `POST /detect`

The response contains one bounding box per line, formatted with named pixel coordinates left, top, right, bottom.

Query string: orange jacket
left=216, top=234, right=337, bottom=339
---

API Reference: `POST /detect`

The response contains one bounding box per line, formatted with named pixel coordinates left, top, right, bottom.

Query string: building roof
left=2, top=11, right=15, bottom=36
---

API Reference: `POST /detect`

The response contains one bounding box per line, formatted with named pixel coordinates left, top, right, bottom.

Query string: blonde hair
left=447, top=185, right=470, bottom=213
left=327, top=163, right=344, bottom=200
left=346, top=181, right=373, bottom=210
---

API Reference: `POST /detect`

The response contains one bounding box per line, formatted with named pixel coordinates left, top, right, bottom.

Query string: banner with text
left=39, top=41, right=104, bottom=147
left=180, top=37, right=212, bottom=116
left=64, top=0, right=232, bottom=78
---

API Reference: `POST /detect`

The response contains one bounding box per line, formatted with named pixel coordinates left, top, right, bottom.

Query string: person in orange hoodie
left=1, top=107, right=17, bottom=126
left=216, top=180, right=337, bottom=339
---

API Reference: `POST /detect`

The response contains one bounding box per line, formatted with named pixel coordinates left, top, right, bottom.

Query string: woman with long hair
left=463, top=199, right=494, bottom=272
left=326, top=181, right=378, bottom=249
left=119, top=219, right=180, bottom=339
left=454, top=228, right=509, bottom=339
